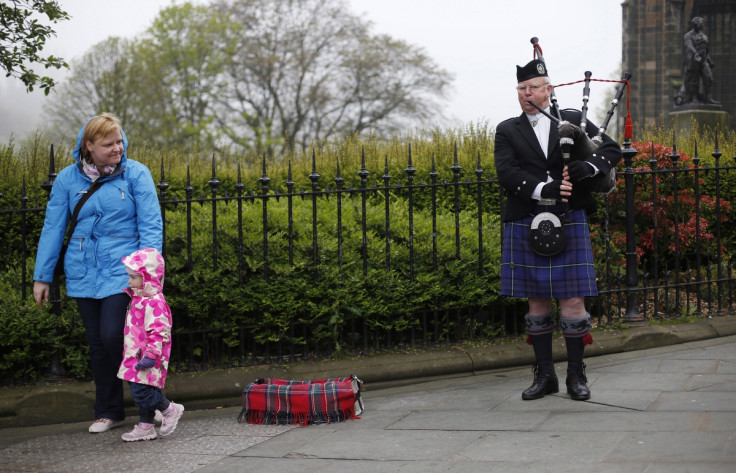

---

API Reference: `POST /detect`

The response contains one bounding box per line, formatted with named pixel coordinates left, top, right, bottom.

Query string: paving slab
left=545, top=410, right=736, bottom=432
left=578, top=388, right=662, bottom=410
left=716, top=359, right=736, bottom=373
left=453, top=431, right=626, bottom=462
left=644, top=464, right=736, bottom=473
left=606, top=431, right=736, bottom=463
left=588, top=372, right=690, bottom=391
left=387, top=409, right=548, bottom=431
left=658, top=358, right=719, bottom=373
left=651, top=391, right=736, bottom=411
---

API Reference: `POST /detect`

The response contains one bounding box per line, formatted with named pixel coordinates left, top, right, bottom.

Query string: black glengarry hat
left=516, top=59, right=548, bottom=82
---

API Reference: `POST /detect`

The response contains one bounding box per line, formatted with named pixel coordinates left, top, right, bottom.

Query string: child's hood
left=122, top=247, right=165, bottom=296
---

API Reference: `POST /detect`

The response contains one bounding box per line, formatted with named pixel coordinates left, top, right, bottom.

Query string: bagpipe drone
left=525, top=37, right=632, bottom=256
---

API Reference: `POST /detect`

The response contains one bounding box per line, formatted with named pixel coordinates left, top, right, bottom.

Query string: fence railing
left=2, top=137, right=736, bottom=374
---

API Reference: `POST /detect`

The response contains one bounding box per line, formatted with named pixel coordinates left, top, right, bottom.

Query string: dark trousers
left=129, top=382, right=171, bottom=424
left=77, top=293, right=129, bottom=421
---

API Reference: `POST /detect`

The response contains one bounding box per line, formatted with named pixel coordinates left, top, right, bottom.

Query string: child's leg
left=122, top=383, right=158, bottom=442
left=130, top=383, right=164, bottom=420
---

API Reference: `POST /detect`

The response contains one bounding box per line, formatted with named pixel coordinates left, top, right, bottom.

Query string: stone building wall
left=622, top=0, right=735, bottom=132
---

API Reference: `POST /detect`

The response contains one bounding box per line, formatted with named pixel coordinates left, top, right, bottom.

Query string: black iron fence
left=2, top=137, right=736, bottom=374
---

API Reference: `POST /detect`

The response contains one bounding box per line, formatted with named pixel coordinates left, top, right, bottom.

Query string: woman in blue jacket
left=33, top=113, right=163, bottom=433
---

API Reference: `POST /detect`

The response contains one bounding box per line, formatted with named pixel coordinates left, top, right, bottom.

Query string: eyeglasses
left=516, top=83, right=548, bottom=93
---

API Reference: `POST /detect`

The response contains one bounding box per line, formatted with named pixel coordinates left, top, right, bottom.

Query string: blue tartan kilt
left=500, top=207, right=598, bottom=299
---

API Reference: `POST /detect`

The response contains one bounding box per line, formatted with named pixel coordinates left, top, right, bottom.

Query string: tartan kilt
left=500, top=207, right=598, bottom=299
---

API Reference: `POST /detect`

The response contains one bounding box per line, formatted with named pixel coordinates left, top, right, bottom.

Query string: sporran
left=529, top=212, right=565, bottom=256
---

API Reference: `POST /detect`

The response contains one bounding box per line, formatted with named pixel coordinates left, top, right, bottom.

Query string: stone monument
left=670, top=17, right=729, bottom=132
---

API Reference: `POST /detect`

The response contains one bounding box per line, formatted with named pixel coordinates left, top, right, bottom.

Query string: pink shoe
left=121, top=424, right=157, bottom=442
left=159, top=402, right=184, bottom=436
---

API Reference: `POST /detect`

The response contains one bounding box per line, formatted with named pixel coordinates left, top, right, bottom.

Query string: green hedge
left=0, top=260, right=88, bottom=382
left=161, top=190, right=503, bottom=364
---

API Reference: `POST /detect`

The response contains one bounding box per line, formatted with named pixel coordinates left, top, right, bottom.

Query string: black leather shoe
left=522, top=364, right=559, bottom=400
left=566, top=364, right=591, bottom=401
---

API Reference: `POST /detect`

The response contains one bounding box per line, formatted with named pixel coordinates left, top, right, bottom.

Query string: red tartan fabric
left=258, top=376, right=351, bottom=386
left=238, top=376, right=361, bottom=425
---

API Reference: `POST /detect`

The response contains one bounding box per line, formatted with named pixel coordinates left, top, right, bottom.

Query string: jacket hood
left=122, top=248, right=165, bottom=296
left=72, top=115, right=129, bottom=165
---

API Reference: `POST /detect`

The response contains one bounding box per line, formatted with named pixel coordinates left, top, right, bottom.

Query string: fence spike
left=405, top=143, right=416, bottom=176
left=236, top=164, right=245, bottom=192
left=358, top=148, right=369, bottom=181
left=286, top=161, right=294, bottom=189
left=335, top=157, right=344, bottom=187
left=259, top=154, right=271, bottom=189
left=42, top=144, right=56, bottom=194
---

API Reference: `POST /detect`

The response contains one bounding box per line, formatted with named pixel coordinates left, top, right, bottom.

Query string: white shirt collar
left=524, top=106, right=551, bottom=125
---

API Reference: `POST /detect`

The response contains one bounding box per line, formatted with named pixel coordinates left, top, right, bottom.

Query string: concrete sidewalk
left=1, top=319, right=736, bottom=472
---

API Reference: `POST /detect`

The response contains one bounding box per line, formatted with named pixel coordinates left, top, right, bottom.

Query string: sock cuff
left=560, top=313, right=592, bottom=338
left=525, top=312, right=555, bottom=336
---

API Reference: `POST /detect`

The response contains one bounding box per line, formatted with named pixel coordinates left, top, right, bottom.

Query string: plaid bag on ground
left=237, top=374, right=363, bottom=425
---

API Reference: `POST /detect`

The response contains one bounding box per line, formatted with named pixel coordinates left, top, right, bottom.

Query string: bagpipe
left=527, top=36, right=632, bottom=196
left=526, top=37, right=632, bottom=257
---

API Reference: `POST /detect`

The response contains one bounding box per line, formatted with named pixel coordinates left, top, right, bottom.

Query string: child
left=117, top=247, right=184, bottom=441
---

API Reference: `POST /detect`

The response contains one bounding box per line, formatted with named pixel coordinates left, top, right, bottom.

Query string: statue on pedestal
left=674, top=17, right=720, bottom=106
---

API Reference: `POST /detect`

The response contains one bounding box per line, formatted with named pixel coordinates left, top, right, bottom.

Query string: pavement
left=1, top=316, right=736, bottom=472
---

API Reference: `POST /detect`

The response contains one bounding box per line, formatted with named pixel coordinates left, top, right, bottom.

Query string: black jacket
left=494, top=108, right=622, bottom=222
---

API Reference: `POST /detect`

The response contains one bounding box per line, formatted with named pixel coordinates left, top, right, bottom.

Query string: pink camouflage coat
left=116, top=247, right=172, bottom=389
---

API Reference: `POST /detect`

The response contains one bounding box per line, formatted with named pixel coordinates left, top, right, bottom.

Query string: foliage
left=638, top=116, right=736, bottom=162
left=160, top=186, right=502, bottom=368
left=0, top=259, right=87, bottom=382
left=210, top=0, right=454, bottom=153
left=0, top=0, right=69, bottom=94
left=125, top=3, right=227, bottom=149
left=0, top=131, right=73, bottom=201
left=44, top=37, right=135, bottom=140
left=40, top=0, right=453, bottom=154
left=597, top=140, right=732, bottom=279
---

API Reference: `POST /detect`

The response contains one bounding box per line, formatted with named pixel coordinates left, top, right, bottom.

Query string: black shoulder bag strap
left=54, top=179, right=107, bottom=278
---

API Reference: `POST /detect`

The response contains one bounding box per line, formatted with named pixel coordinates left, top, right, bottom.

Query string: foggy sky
left=0, top=0, right=623, bottom=143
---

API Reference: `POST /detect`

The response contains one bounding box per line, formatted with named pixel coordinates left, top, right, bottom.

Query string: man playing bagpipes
left=494, top=39, right=626, bottom=401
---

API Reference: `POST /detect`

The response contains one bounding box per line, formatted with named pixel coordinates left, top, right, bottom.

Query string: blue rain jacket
left=33, top=120, right=163, bottom=299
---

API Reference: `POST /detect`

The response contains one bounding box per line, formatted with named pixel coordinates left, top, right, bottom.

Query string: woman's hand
left=33, top=281, right=50, bottom=307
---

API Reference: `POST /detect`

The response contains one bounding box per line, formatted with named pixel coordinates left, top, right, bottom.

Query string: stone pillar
left=669, top=104, right=729, bottom=134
